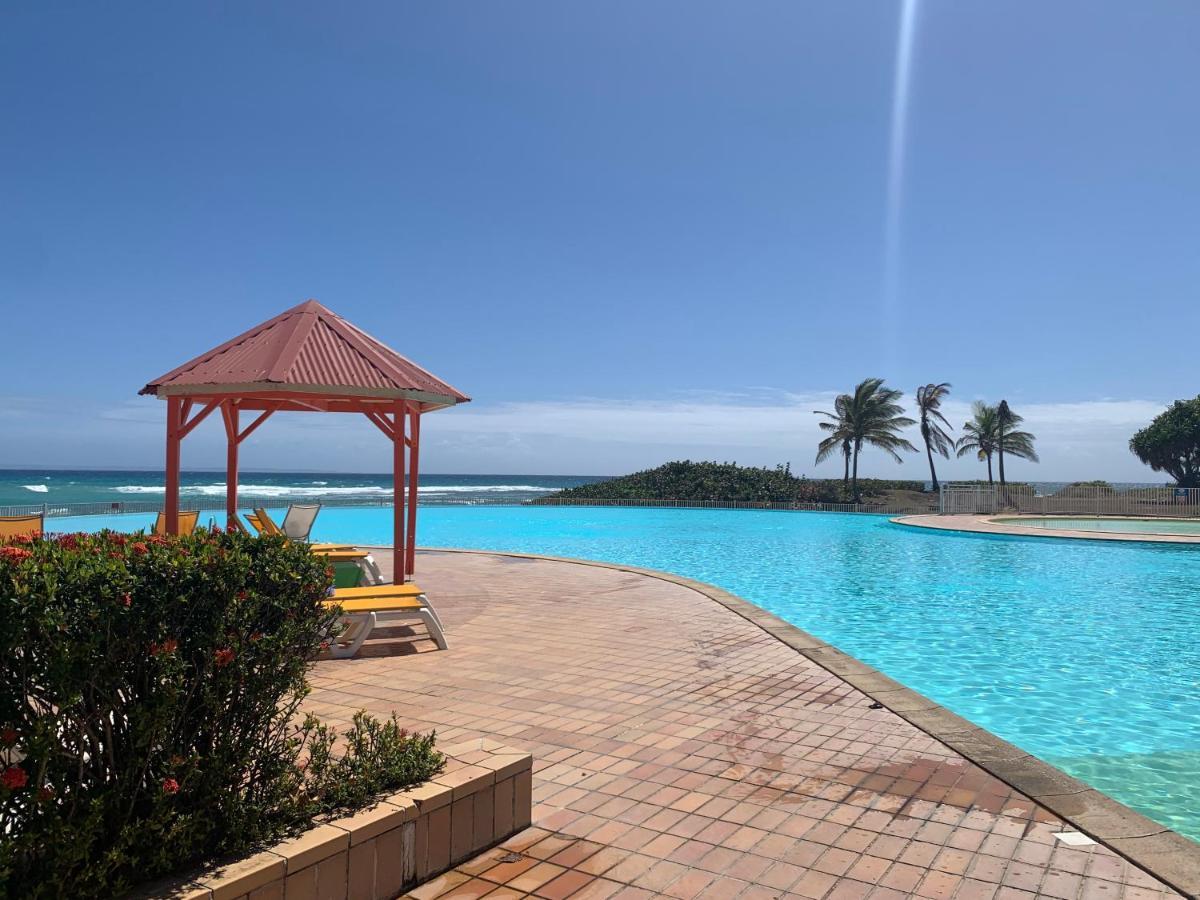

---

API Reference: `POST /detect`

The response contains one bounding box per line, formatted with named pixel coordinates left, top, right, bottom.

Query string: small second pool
left=1001, top=516, right=1200, bottom=536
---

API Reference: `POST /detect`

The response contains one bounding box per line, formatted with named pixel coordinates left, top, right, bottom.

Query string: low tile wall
left=141, top=739, right=532, bottom=900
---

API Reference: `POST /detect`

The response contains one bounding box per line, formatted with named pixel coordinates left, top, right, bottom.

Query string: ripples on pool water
left=49, top=505, right=1200, bottom=840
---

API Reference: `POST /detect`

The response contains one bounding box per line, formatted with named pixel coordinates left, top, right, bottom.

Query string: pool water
left=1007, top=516, right=1200, bottom=536
left=47, top=505, right=1200, bottom=840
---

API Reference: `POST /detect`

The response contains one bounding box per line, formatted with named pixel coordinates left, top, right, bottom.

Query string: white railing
left=2, top=494, right=942, bottom=520
left=939, top=483, right=1200, bottom=517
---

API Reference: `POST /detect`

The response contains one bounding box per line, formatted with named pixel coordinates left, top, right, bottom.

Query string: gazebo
left=140, top=300, right=469, bottom=582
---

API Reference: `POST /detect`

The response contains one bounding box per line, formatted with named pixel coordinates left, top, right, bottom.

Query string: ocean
left=0, top=469, right=606, bottom=509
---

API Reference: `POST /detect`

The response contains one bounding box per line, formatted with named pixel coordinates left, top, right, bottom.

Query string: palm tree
left=956, top=402, right=999, bottom=484
left=815, top=394, right=853, bottom=491
left=995, top=400, right=1038, bottom=489
left=915, top=383, right=954, bottom=492
left=815, top=378, right=916, bottom=500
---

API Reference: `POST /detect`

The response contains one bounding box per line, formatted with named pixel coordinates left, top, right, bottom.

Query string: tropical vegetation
left=540, top=461, right=924, bottom=503
left=1129, top=397, right=1200, bottom=487
left=956, top=401, right=1000, bottom=484
left=995, top=400, right=1039, bottom=489
left=915, top=382, right=953, bottom=492
left=0, top=528, right=443, bottom=898
left=815, top=378, right=916, bottom=500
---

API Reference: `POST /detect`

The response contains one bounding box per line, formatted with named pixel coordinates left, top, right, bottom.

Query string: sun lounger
left=281, top=503, right=320, bottom=540
left=312, top=547, right=385, bottom=586
left=0, top=514, right=43, bottom=542
left=245, top=508, right=385, bottom=585
left=322, top=583, right=447, bottom=656
left=152, top=510, right=200, bottom=536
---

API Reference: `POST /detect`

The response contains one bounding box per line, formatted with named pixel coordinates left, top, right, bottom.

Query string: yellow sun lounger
left=322, top=583, right=447, bottom=657
left=246, top=509, right=352, bottom=550
left=0, top=514, right=43, bottom=542
left=152, top=511, right=200, bottom=536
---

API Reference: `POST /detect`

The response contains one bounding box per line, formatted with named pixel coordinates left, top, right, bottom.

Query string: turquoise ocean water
left=25, top=496, right=1200, bottom=841
left=0, top=469, right=602, bottom=508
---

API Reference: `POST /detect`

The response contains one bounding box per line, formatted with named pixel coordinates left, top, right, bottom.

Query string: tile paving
left=307, top=550, right=1183, bottom=899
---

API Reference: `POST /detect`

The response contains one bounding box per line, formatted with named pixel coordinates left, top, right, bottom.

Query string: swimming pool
left=46, top=505, right=1200, bottom=840
left=1002, top=516, right=1200, bottom=537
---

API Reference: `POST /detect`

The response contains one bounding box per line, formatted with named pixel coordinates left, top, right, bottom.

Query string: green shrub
left=535, top=461, right=927, bottom=503
left=300, top=711, right=443, bottom=815
left=0, top=528, right=442, bottom=898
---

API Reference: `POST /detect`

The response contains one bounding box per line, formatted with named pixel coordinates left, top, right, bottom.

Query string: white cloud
left=0, top=390, right=1172, bottom=482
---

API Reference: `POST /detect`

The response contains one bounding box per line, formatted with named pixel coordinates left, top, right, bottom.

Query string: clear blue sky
left=2, top=2, right=1198, bottom=479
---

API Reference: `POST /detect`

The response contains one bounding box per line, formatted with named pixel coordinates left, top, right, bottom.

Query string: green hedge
left=0, top=528, right=442, bottom=898
left=536, top=461, right=927, bottom=503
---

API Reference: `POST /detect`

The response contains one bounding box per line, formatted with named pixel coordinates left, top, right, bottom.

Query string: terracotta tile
left=535, top=869, right=596, bottom=899
left=303, top=552, right=1182, bottom=900
left=505, top=861, right=566, bottom=893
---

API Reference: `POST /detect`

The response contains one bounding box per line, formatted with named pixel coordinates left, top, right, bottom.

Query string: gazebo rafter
left=140, top=299, right=469, bottom=583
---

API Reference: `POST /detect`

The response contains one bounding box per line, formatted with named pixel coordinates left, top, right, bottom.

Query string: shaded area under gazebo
left=140, top=299, right=469, bottom=583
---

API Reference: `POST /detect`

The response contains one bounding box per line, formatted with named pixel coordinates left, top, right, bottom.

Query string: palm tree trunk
left=998, top=445, right=1006, bottom=487
left=925, top=438, right=939, bottom=492
left=851, top=444, right=860, bottom=502
left=986, top=454, right=993, bottom=485
left=842, top=447, right=849, bottom=491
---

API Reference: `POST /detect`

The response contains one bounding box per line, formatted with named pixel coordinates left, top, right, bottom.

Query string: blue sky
left=2, top=2, right=1198, bottom=479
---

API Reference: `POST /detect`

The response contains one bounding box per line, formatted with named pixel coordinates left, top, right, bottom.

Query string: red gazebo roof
left=140, top=299, right=469, bottom=411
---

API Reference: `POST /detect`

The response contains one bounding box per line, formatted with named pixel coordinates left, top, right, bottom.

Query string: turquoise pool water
left=1009, top=516, right=1200, bottom=536
left=46, top=506, right=1200, bottom=839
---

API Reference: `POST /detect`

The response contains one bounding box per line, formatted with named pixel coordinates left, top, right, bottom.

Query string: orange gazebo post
left=140, top=300, right=469, bottom=582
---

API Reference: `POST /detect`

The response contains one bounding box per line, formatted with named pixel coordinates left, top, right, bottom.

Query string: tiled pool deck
left=307, top=550, right=1194, bottom=899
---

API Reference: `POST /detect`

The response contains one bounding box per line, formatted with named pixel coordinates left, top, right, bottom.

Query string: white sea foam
left=417, top=485, right=552, bottom=494
left=22, top=484, right=49, bottom=493
left=112, top=483, right=554, bottom=498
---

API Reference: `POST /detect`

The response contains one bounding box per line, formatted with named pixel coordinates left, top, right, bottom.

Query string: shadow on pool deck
left=306, top=549, right=1196, bottom=899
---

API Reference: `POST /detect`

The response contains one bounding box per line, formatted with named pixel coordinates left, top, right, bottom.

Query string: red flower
left=236, top=590, right=248, bottom=601
left=162, top=777, right=180, bottom=795
left=0, top=727, right=16, bottom=746
left=2, top=766, right=27, bottom=790
left=319, top=640, right=330, bottom=651
left=214, top=648, right=235, bottom=668
left=132, top=542, right=149, bottom=555
left=37, top=786, right=54, bottom=803
left=0, top=546, right=32, bottom=563
left=121, top=593, right=132, bottom=607
left=210, top=524, right=223, bottom=534
left=55, top=533, right=80, bottom=550
left=109, top=533, right=128, bottom=547
left=147, top=535, right=169, bottom=546
left=149, top=638, right=179, bottom=657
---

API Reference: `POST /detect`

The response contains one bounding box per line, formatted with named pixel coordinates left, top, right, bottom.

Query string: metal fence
left=939, top=483, right=1200, bottom=517
left=2, top=494, right=942, bottom=521
left=20, top=485, right=1200, bottom=522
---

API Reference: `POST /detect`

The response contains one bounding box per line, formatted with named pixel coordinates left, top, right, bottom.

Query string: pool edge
left=892, top=513, right=1200, bottom=545
left=414, top=545, right=1200, bottom=899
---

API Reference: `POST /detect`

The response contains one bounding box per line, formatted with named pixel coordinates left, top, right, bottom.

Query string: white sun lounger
left=281, top=503, right=321, bottom=540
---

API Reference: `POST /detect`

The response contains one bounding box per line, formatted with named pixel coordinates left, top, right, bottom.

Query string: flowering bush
left=0, top=528, right=442, bottom=898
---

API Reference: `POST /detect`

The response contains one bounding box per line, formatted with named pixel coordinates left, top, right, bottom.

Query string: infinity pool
left=47, top=506, right=1200, bottom=840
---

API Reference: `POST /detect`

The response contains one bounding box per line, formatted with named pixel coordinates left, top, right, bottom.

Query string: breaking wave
left=23, top=484, right=49, bottom=493
left=113, top=483, right=555, bottom=498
